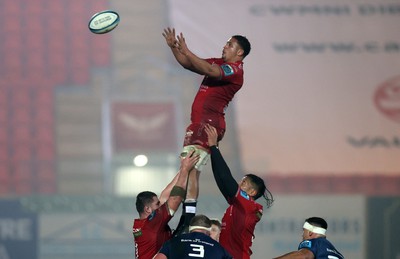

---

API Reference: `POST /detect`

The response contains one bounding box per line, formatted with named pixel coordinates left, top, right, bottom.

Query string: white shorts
left=180, top=145, right=210, bottom=172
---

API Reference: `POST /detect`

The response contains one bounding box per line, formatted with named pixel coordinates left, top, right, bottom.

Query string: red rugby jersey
left=220, top=188, right=263, bottom=259
left=190, top=58, right=244, bottom=129
left=133, top=203, right=172, bottom=259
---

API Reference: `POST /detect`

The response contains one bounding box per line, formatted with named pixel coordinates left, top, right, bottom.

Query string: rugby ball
left=88, top=10, right=120, bottom=34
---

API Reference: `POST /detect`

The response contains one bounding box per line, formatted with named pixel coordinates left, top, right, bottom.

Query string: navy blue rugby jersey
left=298, top=237, right=344, bottom=259
left=158, top=232, right=232, bottom=259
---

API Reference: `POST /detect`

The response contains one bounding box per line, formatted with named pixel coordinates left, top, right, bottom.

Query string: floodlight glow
left=133, top=155, right=148, bottom=167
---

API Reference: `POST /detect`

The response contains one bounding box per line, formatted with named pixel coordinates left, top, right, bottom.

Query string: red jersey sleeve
left=205, top=58, right=244, bottom=85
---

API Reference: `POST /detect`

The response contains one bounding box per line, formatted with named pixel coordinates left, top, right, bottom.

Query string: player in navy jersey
left=162, top=27, right=251, bottom=236
left=153, top=214, right=232, bottom=259
left=205, top=124, right=274, bottom=259
left=273, top=217, right=345, bottom=259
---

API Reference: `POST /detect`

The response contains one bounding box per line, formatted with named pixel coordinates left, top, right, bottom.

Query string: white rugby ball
left=88, top=10, right=120, bottom=34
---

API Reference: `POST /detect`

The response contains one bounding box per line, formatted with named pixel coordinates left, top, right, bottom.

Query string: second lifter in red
left=205, top=124, right=274, bottom=259
left=162, top=27, right=251, bottom=235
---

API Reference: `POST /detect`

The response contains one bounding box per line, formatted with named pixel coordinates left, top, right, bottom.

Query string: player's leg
left=172, top=169, right=199, bottom=236
left=173, top=145, right=208, bottom=236
left=178, top=167, right=200, bottom=234
left=173, top=123, right=223, bottom=236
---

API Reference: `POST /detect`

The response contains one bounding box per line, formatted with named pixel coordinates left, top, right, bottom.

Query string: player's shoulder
left=299, top=239, right=314, bottom=249
left=222, top=62, right=244, bottom=77
left=195, top=234, right=232, bottom=258
left=213, top=242, right=233, bottom=258
left=299, top=237, right=326, bottom=249
left=224, top=59, right=244, bottom=68
left=147, top=204, right=170, bottom=222
left=133, top=218, right=145, bottom=228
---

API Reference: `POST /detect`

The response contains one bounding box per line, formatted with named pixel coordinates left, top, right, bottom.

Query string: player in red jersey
left=133, top=151, right=199, bottom=259
left=162, top=27, right=251, bottom=235
left=205, top=124, right=274, bottom=259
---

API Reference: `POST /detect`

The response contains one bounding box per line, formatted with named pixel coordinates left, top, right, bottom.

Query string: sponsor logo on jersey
left=240, top=190, right=250, bottom=200
left=221, top=64, right=234, bottom=76
left=299, top=240, right=312, bottom=248
left=199, top=84, right=208, bottom=92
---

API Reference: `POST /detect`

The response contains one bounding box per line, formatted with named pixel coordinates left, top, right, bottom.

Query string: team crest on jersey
left=299, top=240, right=312, bottom=249
left=240, top=190, right=250, bottom=200
left=221, top=64, right=234, bottom=76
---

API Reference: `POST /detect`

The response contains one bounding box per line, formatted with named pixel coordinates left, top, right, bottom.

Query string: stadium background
left=0, top=0, right=399, bottom=258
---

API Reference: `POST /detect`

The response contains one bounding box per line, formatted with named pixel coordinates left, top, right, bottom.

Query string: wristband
left=170, top=186, right=186, bottom=199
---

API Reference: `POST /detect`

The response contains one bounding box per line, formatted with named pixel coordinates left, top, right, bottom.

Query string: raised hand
left=205, top=124, right=218, bottom=147
left=176, top=32, right=190, bottom=56
left=180, top=150, right=199, bottom=172
left=162, top=27, right=178, bottom=48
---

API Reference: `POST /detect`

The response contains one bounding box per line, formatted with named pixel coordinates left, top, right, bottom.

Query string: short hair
left=245, top=174, right=274, bottom=208
left=232, top=35, right=251, bottom=58
left=210, top=219, right=221, bottom=229
left=306, top=217, right=328, bottom=230
left=135, top=191, right=157, bottom=214
left=189, top=214, right=211, bottom=229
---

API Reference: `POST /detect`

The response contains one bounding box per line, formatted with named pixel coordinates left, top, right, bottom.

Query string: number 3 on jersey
left=188, top=244, right=205, bottom=257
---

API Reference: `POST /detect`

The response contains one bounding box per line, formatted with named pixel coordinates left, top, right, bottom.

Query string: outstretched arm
left=273, top=249, right=314, bottom=259
left=175, top=32, right=222, bottom=78
left=165, top=151, right=200, bottom=214
left=205, top=124, right=238, bottom=201
left=162, top=27, right=193, bottom=70
left=162, top=27, right=221, bottom=78
left=153, top=252, right=167, bottom=259
left=159, top=170, right=180, bottom=205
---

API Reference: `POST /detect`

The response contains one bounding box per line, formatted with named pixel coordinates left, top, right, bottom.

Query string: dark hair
left=306, top=217, right=328, bottom=230
left=245, top=174, right=274, bottom=208
left=232, top=35, right=251, bottom=58
left=210, top=219, right=221, bottom=229
left=135, top=191, right=157, bottom=213
left=190, top=214, right=211, bottom=229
